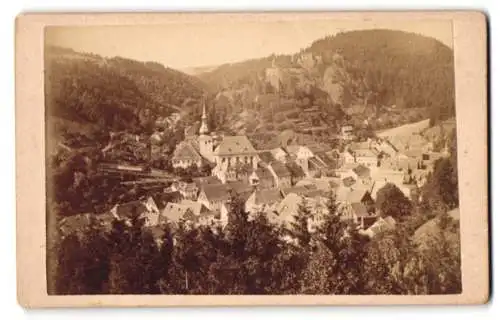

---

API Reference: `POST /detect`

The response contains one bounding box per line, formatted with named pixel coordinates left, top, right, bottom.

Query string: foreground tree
left=375, top=183, right=413, bottom=221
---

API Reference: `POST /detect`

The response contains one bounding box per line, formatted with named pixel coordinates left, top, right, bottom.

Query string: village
left=59, top=100, right=450, bottom=243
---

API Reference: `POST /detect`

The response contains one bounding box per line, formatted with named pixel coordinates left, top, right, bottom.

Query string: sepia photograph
left=16, top=12, right=488, bottom=306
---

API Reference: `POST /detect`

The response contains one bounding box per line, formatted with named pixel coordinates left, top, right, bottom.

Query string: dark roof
left=351, top=202, right=369, bottom=217
left=316, top=152, right=338, bottom=168
left=270, top=161, right=290, bottom=178
left=258, top=151, right=275, bottom=164
left=254, top=189, right=283, bottom=205
left=286, top=161, right=306, bottom=177
left=352, top=164, right=371, bottom=179
left=151, top=191, right=182, bottom=210
left=308, top=157, right=326, bottom=170
left=201, top=183, right=232, bottom=202
left=198, top=210, right=221, bottom=219
left=256, top=166, right=274, bottom=180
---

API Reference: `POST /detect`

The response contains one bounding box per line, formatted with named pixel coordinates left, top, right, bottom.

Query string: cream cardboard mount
left=15, top=11, right=489, bottom=307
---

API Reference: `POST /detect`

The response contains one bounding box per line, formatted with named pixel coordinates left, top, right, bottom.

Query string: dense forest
left=49, top=139, right=460, bottom=295
left=45, top=45, right=206, bottom=146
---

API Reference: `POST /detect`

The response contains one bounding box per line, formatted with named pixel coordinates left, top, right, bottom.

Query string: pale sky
left=45, top=19, right=453, bottom=71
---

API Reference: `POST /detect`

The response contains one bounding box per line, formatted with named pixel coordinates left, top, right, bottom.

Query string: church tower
left=199, top=99, right=214, bottom=162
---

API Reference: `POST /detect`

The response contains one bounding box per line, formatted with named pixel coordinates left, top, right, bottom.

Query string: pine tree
left=289, top=196, right=312, bottom=248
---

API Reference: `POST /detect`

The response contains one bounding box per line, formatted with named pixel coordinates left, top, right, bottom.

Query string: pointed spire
left=199, top=97, right=209, bottom=135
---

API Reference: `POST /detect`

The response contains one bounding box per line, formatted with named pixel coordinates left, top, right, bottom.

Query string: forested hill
left=45, top=45, right=207, bottom=143
left=196, top=29, right=455, bottom=138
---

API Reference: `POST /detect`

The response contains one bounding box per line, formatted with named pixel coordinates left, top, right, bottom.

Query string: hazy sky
left=46, top=19, right=453, bottom=71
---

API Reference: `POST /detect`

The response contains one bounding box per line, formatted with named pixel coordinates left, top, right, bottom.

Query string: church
left=172, top=101, right=260, bottom=183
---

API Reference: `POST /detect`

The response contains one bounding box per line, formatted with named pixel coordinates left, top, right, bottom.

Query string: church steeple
left=199, top=99, right=209, bottom=135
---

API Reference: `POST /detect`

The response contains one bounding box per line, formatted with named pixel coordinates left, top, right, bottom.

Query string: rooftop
left=214, top=135, right=257, bottom=156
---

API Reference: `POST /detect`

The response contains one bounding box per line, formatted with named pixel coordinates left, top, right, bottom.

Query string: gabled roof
left=161, top=203, right=196, bottom=223
left=308, top=157, right=326, bottom=170
left=113, top=200, right=150, bottom=219
left=172, top=141, right=202, bottom=161
left=201, top=183, right=231, bottom=202
left=214, top=136, right=257, bottom=155
left=351, top=202, right=369, bottom=217
left=270, top=147, right=288, bottom=157
left=270, top=161, right=291, bottom=178
left=352, top=164, right=371, bottom=179
left=361, top=216, right=396, bottom=238
left=151, top=191, right=182, bottom=210
left=315, top=152, right=338, bottom=168
left=254, top=189, right=283, bottom=205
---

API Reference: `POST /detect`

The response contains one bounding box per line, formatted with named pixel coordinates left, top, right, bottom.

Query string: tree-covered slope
left=197, top=29, right=455, bottom=139
left=45, top=45, right=206, bottom=144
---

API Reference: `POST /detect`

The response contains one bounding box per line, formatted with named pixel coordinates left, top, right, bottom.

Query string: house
left=280, top=185, right=321, bottom=198
left=171, top=181, right=199, bottom=200
left=315, top=151, right=340, bottom=170
left=213, top=135, right=260, bottom=171
left=248, top=165, right=275, bottom=189
left=352, top=148, right=380, bottom=167
left=286, top=145, right=314, bottom=165
left=275, top=193, right=329, bottom=232
left=171, top=141, right=203, bottom=169
left=343, top=150, right=356, bottom=165
left=245, top=189, right=283, bottom=216
left=160, top=202, right=199, bottom=225
left=295, top=177, right=339, bottom=194
left=270, top=147, right=289, bottom=163
left=151, top=191, right=182, bottom=211
left=197, top=210, right=222, bottom=226
left=359, top=216, right=397, bottom=239
left=341, top=202, right=378, bottom=229
left=307, top=157, right=328, bottom=177
left=352, top=164, right=372, bottom=185
left=340, top=125, right=354, bottom=141
left=198, top=181, right=254, bottom=212
left=110, top=196, right=160, bottom=227
left=197, top=183, right=232, bottom=212
left=268, top=160, right=292, bottom=188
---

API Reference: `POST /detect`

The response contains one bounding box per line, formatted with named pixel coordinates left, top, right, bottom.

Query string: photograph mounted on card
left=15, top=11, right=488, bottom=307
